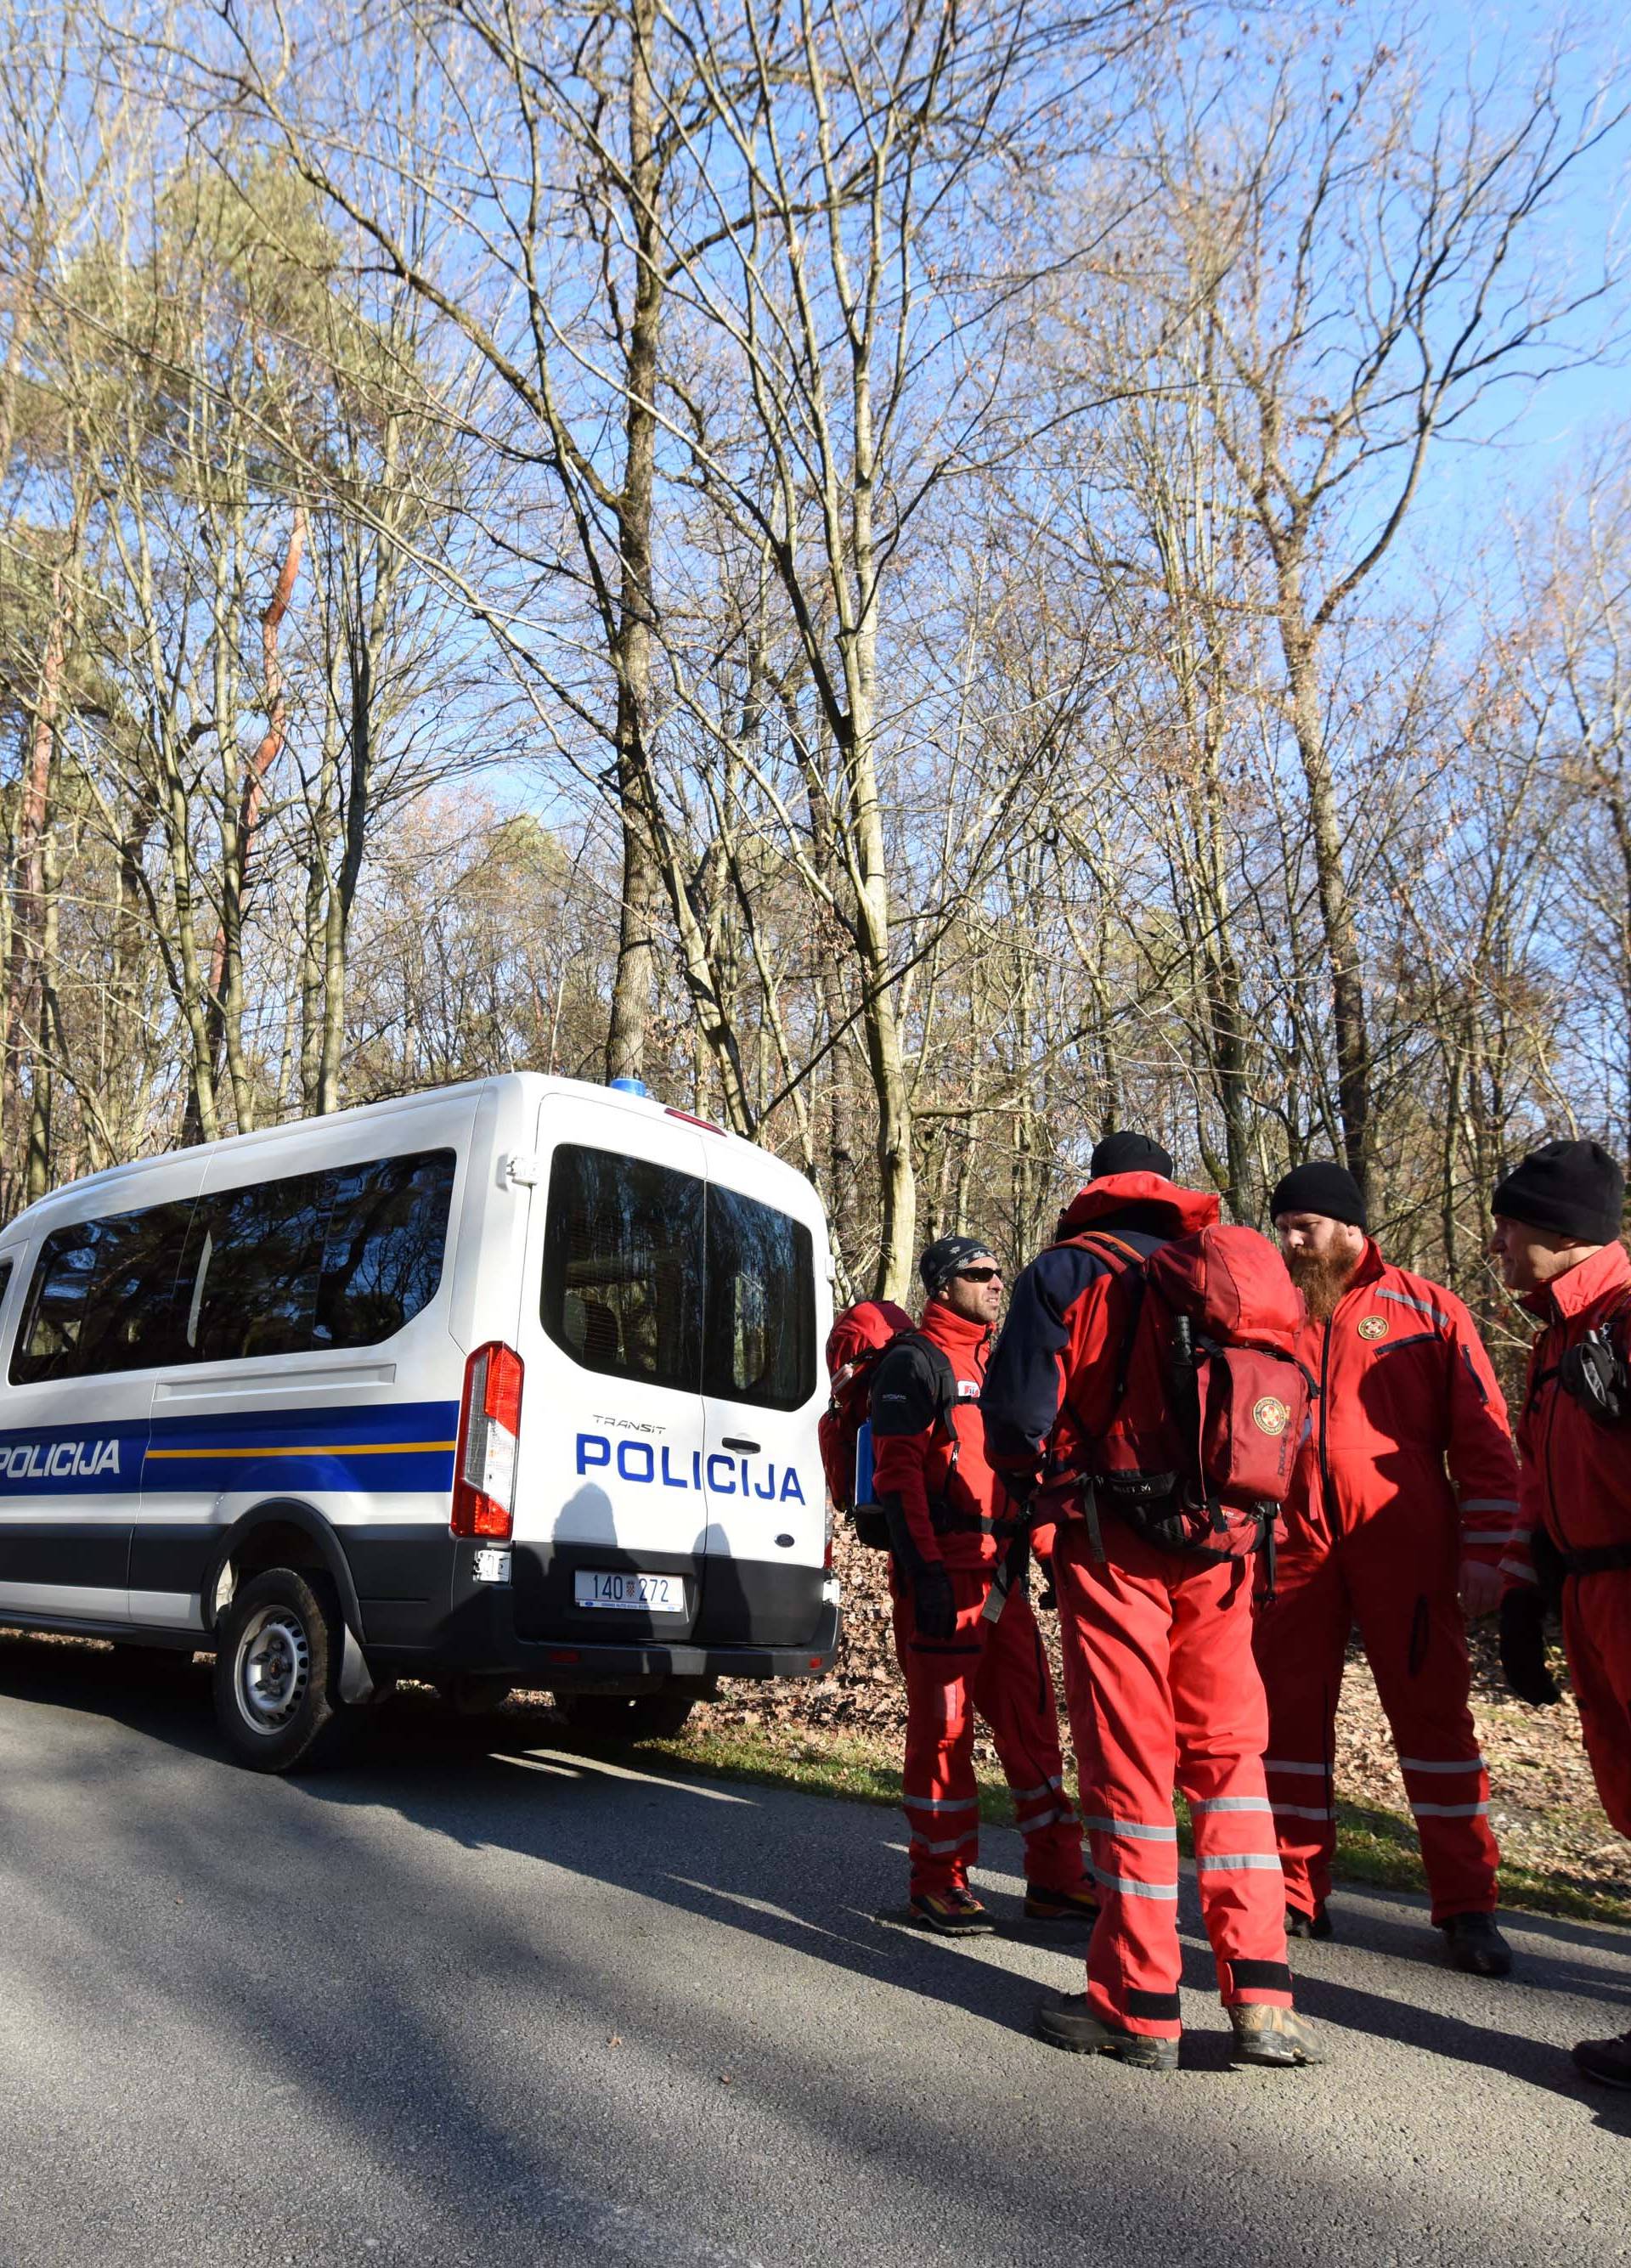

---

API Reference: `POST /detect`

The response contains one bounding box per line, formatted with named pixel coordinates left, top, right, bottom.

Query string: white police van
left=0, top=1074, right=838, bottom=1769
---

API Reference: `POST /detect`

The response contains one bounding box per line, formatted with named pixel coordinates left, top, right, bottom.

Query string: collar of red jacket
left=1346, top=1238, right=1386, bottom=1291
left=1523, top=1238, right=1631, bottom=1322
left=918, top=1297, right=992, bottom=1358
left=1055, top=1172, right=1221, bottom=1238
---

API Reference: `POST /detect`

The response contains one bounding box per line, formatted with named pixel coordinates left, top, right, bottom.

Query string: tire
left=211, top=1567, right=347, bottom=1774
left=558, top=1690, right=696, bottom=1741
left=434, top=1673, right=514, bottom=1718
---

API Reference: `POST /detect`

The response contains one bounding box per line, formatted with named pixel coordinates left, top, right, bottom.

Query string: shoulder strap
left=1053, top=1233, right=1150, bottom=1445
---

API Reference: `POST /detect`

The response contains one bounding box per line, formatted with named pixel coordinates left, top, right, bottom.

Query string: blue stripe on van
left=0, top=1402, right=461, bottom=1498
left=144, top=1399, right=460, bottom=1494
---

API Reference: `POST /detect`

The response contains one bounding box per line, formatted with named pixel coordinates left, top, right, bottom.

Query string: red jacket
left=1287, top=1243, right=1520, bottom=1565
left=1507, top=1239, right=1631, bottom=1581
left=981, top=1172, right=1220, bottom=1499
left=871, top=1299, right=1010, bottom=1571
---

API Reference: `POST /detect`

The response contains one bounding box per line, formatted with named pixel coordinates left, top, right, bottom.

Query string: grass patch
left=539, top=1714, right=1631, bottom=1931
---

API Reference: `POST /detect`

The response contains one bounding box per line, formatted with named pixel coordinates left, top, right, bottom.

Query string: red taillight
left=452, top=1341, right=523, bottom=1540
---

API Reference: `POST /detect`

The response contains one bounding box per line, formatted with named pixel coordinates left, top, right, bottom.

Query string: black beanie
left=1492, top=1140, right=1624, bottom=1244
left=919, top=1232, right=996, bottom=1295
left=1091, top=1131, right=1174, bottom=1181
left=1270, top=1160, right=1368, bottom=1231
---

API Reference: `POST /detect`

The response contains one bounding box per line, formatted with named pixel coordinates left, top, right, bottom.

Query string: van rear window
left=541, top=1145, right=815, bottom=1409
left=541, top=1146, right=703, bottom=1393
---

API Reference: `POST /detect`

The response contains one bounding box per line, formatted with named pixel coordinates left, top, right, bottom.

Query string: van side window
left=183, top=1148, right=456, bottom=1362
left=541, top=1144, right=703, bottom=1391
left=704, top=1186, right=816, bottom=1411
left=10, top=1202, right=195, bottom=1384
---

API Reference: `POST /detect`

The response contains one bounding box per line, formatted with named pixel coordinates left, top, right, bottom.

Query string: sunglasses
left=954, top=1265, right=1003, bottom=1284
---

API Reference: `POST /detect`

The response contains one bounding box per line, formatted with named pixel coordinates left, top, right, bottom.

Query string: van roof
left=0, top=1072, right=795, bottom=1243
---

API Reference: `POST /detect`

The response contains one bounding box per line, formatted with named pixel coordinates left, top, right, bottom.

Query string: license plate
left=573, top=1570, right=685, bottom=1613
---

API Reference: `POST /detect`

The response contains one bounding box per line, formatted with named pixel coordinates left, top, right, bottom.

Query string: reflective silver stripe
left=1460, top=1498, right=1520, bottom=1515
left=1081, top=1815, right=1179, bottom=1842
left=902, top=1794, right=979, bottom=1814
left=1410, top=1802, right=1490, bottom=1819
left=1196, top=1851, right=1284, bottom=1872
left=1400, top=1756, right=1486, bottom=1774
left=1499, top=1558, right=1538, bottom=1583
left=1272, top=1802, right=1335, bottom=1821
left=1092, top=1867, right=1180, bottom=1900
left=1010, top=1779, right=1061, bottom=1803
left=1377, top=1284, right=1451, bottom=1329
left=1462, top=1532, right=1511, bottom=1545
left=1020, top=1806, right=1069, bottom=1836
left=1189, top=1796, right=1272, bottom=1814
left=916, top=1829, right=979, bottom=1855
left=1263, top=1758, right=1327, bottom=1776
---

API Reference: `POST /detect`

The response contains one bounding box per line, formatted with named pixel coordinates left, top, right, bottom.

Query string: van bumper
left=358, top=1551, right=840, bottom=1684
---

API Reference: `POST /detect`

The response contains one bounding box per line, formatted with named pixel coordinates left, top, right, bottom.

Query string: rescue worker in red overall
left=1256, top=1160, right=1518, bottom=1976
left=982, top=1133, right=1323, bottom=2070
left=1489, top=1139, right=1631, bottom=2087
left=870, top=1232, right=1093, bottom=1935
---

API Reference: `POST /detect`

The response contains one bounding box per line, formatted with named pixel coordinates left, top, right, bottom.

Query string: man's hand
left=1498, top=1585, right=1561, bottom=1707
left=912, top=1565, right=957, bottom=1641
left=1459, top=1559, right=1504, bottom=1620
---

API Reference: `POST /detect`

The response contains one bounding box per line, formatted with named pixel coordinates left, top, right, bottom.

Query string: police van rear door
left=695, top=1142, right=828, bottom=1650
left=521, top=1102, right=711, bottom=1640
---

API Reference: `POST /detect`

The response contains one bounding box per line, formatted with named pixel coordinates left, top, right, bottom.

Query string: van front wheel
left=212, top=1568, right=347, bottom=1774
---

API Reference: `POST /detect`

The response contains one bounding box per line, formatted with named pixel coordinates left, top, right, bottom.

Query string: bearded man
left=1252, top=1162, right=1522, bottom=1976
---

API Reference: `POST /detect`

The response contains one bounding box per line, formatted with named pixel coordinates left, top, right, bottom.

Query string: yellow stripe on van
left=143, top=1441, right=458, bottom=1459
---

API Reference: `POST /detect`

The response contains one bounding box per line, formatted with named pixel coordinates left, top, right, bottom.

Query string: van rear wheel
left=559, top=1690, right=696, bottom=1741
left=212, top=1567, right=347, bottom=1774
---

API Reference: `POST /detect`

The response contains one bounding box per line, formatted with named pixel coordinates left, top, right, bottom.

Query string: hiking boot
left=1229, top=2005, right=1327, bottom=2068
left=1572, top=2028, right=1631, bottom=2090
left=1284, top=1903, right=1333, bottom=1941
left=1441, top=1912, right=1512, bottom=1977
left=1034, top=1991, right=1179, bottom=2071
left=1023, top=1884, right=1101, bottom=1923
left=909, top=1887, right=994, bottom=1936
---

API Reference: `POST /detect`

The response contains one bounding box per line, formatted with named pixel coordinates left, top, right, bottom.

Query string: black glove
left=911, top=1565, right=957, bottom=1640
left=1559, top=1329, right=1629, bottom=1425
left=1498, top=1585, right=1560, bottom=1707
left=1034, top=1553, right=1058, bottom=1612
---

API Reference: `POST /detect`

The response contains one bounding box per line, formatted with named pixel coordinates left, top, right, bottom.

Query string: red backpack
left=1063, top=1224, right=1311, bottom=1563
left=821, top=1300, right=917, bottom=1544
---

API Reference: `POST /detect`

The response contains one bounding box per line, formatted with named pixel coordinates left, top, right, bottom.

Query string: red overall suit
left=981, top=1174, right=1295, bottom=2044
left=1507, top=1240, right=1631, bottom=1836
left=1253, top=1246, right=1519, bottom=1923
left=870, top=1299, right=1086, bottom=1902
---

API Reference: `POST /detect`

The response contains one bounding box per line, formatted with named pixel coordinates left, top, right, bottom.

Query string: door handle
left=720, top=1436, right=760, bottom=1453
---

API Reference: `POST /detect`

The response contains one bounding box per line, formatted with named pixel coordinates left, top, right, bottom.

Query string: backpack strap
left=1055, top=1231, right=1148, bottom=1443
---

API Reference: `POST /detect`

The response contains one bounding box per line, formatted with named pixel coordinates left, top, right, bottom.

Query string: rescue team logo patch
left=1357, top=1315, right=1389, bottom=1340
left=1251, top=1396, right=1291, bottom=1438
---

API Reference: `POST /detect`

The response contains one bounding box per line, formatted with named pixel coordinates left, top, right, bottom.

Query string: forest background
left=3, top=0, right=1631, bottom=1374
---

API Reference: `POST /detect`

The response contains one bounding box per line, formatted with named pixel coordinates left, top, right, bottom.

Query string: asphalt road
left=0, top=1637, right=1626, bottom=2268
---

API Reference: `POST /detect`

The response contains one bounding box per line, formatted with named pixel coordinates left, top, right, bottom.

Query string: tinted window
left=704, top=1185, right=815, bottom=1410
left=11, top=1202, right=195, bottom=1384
left=183, top=1148, right=454, bottom=1363
left=541, top=1145, right=703, bottom=1392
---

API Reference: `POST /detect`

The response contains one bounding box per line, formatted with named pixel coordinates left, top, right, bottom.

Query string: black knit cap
left=1270, top=1160, right=1368, bottom=1231
left=1091, top=1131, right=1174, bottom=1180
left=1492, top=1140, right=1624, bottom=1244
left=919, top=1232, right=996, bottom=1295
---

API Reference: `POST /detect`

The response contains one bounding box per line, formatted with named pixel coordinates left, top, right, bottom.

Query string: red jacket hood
left=1055, top=1172, right=1221, bottom=1240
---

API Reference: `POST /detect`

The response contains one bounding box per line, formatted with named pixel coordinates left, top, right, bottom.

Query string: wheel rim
left=232, top=1607, right=311, bottom=1735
